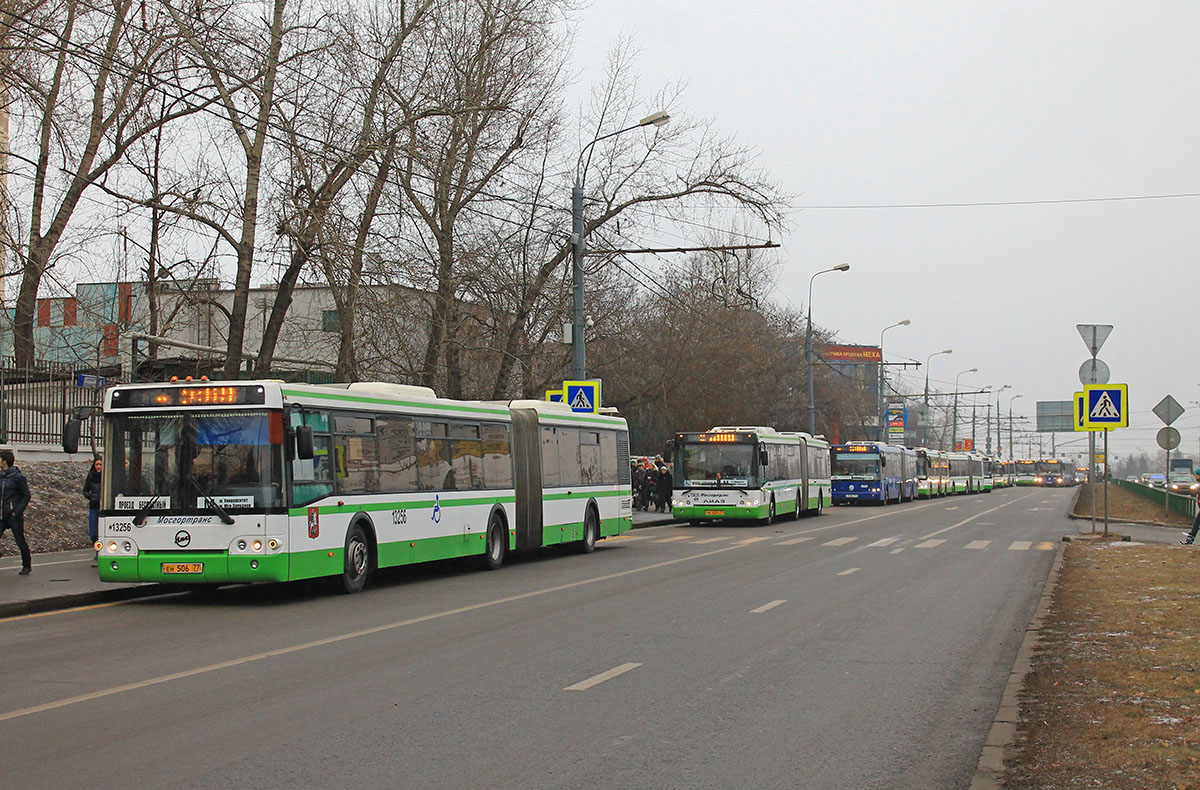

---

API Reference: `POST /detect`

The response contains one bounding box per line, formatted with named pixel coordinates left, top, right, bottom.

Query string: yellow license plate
left=162, top=563, right=204, bottom=574
left=705, top=510, right=725, bottom=516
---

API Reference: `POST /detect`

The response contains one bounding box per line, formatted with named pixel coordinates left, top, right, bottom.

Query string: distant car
left=1147, top=474, right=1166, bottom=488
left=1125, top=475, right=1138, bottom=482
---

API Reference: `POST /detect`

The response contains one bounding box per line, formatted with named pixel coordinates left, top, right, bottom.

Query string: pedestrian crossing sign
left=1082, top=384, right=1127, bottom=429
left=1073, top=391, right=1106, bottom=432
left=545, top=389, right=563, bottom=403
left=563, top=380, right=601, bottom=414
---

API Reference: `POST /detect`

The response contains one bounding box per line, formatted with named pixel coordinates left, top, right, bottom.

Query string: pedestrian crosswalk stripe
left=868, top=537, right=900, bottom=547
left=736, top=536, right=771, bottom=545
left=1037, top=541, right=1055, bottom=551
left=823, top=536, right=857, bottom=546
left=1008, top=541, right=1032, bottom=551
left=776, top=536, right=813, bottom=545
left=965, top=540, right=991, bottom=550
left=692, top=537, right=731, bottom=544
left=915, top=539, right=945, bottom=549
left=837, top=568, right=859, bottom=576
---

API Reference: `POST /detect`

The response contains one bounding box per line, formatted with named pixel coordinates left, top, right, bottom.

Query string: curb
left=0, top=583, right=172, bottom=620
left=969, top=540, right=1066, bottom=789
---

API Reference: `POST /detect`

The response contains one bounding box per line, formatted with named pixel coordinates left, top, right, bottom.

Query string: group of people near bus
left=631, top=456, right=672, bottom=512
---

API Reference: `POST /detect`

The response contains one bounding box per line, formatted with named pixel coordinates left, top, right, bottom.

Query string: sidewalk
left=0, top=549, right=167, bottom=619
left=0, top=509, right=685, bottom=618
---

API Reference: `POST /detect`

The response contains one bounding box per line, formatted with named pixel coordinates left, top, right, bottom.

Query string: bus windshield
left=676, top=442, right=755, bottom=487
left=833, top=454, right=880, bottom=477
left=105, top=411, right=284, bottom=512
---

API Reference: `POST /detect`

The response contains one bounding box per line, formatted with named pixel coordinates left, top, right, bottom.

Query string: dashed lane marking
left=915, top=539, right=945, bottom=549
left=564, top=662, right=642, bottom=692
left=775, top=536, right=813, bottom=546
left=837, top=568, right=860, bottom=576
left=822, top=537, right=857, bottom=546
left=965, top=540, right=992, bottom=550
left=653, top=535, right=694, bottom=543
left=1009, top=541, right=1033, bottom=551
left=735, top=537, right=772, bottom=545
left=691, top=537, right=732, bottom=544
left=750, top=599, right=787, bottom=614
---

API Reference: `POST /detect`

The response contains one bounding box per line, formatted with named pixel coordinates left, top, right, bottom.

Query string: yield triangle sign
left=1090, top=391, right=1120, bottom=419
left=1076, top=324, right=1113, bottom=357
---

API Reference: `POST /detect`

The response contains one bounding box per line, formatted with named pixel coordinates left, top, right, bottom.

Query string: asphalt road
left=1, top=487, right=1073, bottom=789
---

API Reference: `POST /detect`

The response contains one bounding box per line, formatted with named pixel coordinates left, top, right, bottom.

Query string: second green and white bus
left=670, top=426, right=830, bottom=524
left=74, top=380, right=632, bottom=593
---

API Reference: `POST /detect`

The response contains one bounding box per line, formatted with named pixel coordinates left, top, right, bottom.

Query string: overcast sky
left=570, top=0, right=1197, bottom=463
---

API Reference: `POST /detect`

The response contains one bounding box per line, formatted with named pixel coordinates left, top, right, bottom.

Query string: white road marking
left=944, top=506, right=959, bottom=511
left=1037, top=541, right=1056, bottom=551
left=822, top=537, right=857, bottom=546
left=890, top=548, right=905, bottom=554
left=915, top=539, right=945, bottom=549
left=736, top=536, right=772, bottom=545
left=837, top=568, right=860, bottom=576
left=775, top=536, right=813, bottom=545
left=750, top=599, right=787, bottom=614
left=920, top=493, right=1037, bottom=539
left=1009, top=541, right=1032, bottom=551
left=691, top=537, right=731, bottom=544
left=564, top=663, right=642, bottom=692
left=867, top=537, right=900, bottom=547
left=653, top=535, right=694, bottom=543
left=965, top=540, right=992, bottom=550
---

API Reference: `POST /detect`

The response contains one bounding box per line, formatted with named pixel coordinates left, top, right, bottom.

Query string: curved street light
left=1008, top=393, right=1024, bottom=459
left=878, top=319, right=911, bottom=442
left=951, top=367, right=978, bottom=450
left=806, top=263, right=851, bottom=434
left=571, top=111, right=671, bottom=379
left=922, top=348, right=952, bottom=446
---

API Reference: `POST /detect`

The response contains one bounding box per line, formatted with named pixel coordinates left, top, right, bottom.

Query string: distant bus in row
left=829, top=443, right=998, bottom=504
left=670, top=426, right=831, bottom=525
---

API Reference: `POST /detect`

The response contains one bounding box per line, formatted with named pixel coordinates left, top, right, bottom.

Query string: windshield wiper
left=190, top=474, right=235, bottom=525
left=132, top=493, right=161, bottom=526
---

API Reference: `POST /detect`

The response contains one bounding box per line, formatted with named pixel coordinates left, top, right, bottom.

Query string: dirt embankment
left=1072, top=482, right=1193, bottom=528
left=1004, top=540, right=1200, bottom=789
left=0, top=461, right=94, bottom=556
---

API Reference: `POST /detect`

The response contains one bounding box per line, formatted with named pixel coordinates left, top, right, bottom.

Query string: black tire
left=817, top=493, right=823, bottom=516
left=339, top=523, right=371, bottom=594
left=579, top=508, right=599, bottom=554
left=793, top=493, right=803, bottom=521
left=482, top=514, right=506, bottom=570
left=762, top=498, right=776, bottom=526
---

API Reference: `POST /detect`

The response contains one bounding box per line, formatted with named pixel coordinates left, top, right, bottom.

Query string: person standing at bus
left=655, top=464, right=673, bottom=513
left=1180, top=469, right=1200, bottom=545
left=0, top=449, right=33, bottom=574
left=83, top=457, right=102, bottom=566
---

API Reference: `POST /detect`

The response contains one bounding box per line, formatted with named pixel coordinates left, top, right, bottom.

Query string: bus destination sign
left=114, top=385, right=267, bottom=408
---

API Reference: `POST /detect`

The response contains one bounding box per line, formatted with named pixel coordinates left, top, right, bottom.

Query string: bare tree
left=3, top=0, right=203, bottom=365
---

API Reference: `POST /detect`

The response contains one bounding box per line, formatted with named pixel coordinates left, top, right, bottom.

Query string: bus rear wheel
left=793, top=493, right=803, bottom=521
left=482, top=515, right=506, bottom=570
left=339, top=523, right=371, bottom=594
left=578, top=508, right=599, bottom=554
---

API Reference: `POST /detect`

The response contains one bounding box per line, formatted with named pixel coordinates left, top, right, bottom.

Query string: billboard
left=818, top=344, right=882, bottom=362
left=1036, top=400, right=1074, bottom=432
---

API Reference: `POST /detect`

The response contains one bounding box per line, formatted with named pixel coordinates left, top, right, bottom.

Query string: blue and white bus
left=830, top=442, right=916, bottom=504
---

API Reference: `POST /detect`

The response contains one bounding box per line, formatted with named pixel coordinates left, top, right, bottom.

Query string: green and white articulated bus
left=670, top=426, right=830, bottom=525
left=74, top=380, right=632, bottom=593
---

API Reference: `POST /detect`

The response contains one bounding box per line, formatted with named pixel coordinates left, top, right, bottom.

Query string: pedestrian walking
left=0, top=449, right=33, bottom=574
left=655, top=465, right=673, bottom=513
left=83, top=457, right=102, bottom=566
left=1180, top=469, right=1200, bottom=545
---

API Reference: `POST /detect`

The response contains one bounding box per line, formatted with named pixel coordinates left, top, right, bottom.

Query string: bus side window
left=481, top=423, right=512, bottom=489
left=541, top=427, right=560, bottom=487
left=559, top=429, right=581, bottom=487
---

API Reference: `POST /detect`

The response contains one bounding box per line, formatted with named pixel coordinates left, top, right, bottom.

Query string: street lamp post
left=806, top=263, right=850, bottom=434
left=922, top=348, right=952, bottom=447
left=991, top=384, right=1011, bottom=454
left=877, top=320, right=911, bottom=442
left=951, top=367, right=977, bottom=450
left=1008, top=393, right=1024, bottom=458
left=571, top=111, right=670, bottom=380
left=972, top=385, right=991, bottom=451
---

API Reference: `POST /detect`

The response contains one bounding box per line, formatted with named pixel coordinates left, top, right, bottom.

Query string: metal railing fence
left=0, top=357, right=117, bottom=448
left=1113, top=479, right=1197, bottom=520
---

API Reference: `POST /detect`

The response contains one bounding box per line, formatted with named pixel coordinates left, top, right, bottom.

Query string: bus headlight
left=108, top=542, right=118, bottom=552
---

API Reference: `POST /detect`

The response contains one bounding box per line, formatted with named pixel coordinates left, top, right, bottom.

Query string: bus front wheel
left=762, top=498, right=776, bottom=526
left=339, top=523, right=371, bottom=594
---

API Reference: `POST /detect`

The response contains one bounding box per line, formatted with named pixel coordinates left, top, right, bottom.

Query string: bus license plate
left=162, top=563, right=203, bottom=574
left=705, top=510, right=725, bottom=516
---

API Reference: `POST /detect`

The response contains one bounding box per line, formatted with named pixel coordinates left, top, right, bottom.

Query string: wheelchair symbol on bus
left=431, top=494, right=441, bottom=523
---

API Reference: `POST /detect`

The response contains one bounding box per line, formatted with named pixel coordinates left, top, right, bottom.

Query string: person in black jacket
left=83, top=457, right=102, bottom=566
left=655, top=465, right=673, bottom=513
left=0, top=449, right=33, bottom=574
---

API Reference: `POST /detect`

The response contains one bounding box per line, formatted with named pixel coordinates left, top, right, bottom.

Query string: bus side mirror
left=759, top=448, right=769, bottom=466
left=63, top=417, right=82, bottom=454
left=295, top=425, right=314, bottom=460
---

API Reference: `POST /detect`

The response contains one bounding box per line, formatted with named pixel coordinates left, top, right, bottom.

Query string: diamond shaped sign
left=1076, top=324, right=1113, bottom=357
left=1153, top=395, right=1184, bottom=426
